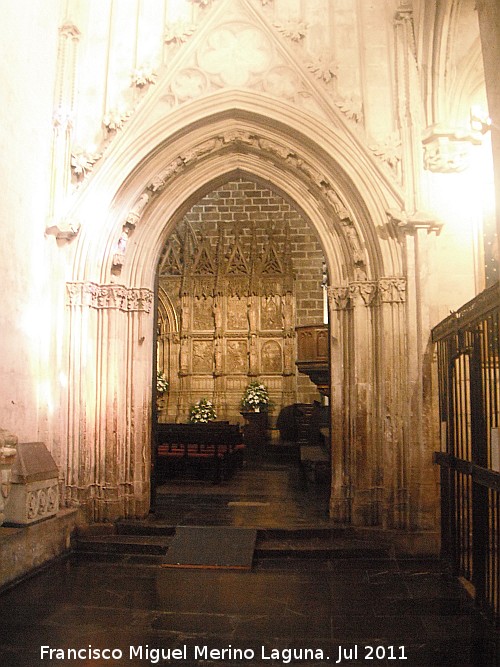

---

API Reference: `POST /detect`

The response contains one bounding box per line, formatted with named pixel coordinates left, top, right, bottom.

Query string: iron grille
left=433, top=282, right=500, bottom=627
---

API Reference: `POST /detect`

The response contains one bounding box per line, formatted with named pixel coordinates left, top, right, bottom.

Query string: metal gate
left=433, top=283, right=500, bottom=627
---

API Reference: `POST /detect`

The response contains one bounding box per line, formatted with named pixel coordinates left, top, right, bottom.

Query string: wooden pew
left=155, top=422, right=245, bottom=483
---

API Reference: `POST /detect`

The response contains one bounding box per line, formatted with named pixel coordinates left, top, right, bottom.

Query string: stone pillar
left=349, top=281, right=382, bottom=526
left=0, top=428, right=17, bottom=526
left=46, top=21, right=82, bottom=240
left=328, top=278, right=414, bottom=529
left=65, top=282, right=154, bottom=522
left=378, top=277, right=409, bottom=529
left=397, top=216, right=442, bottom=530
left=327, top=286, right=352, bottom=523
left=476, top=0, right=500, bottom=267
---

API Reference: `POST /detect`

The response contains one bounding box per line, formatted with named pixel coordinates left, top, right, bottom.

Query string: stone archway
left=63, top=98, right=411, bottom=527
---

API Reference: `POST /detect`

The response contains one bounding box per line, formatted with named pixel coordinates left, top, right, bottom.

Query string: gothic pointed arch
left=60, top=0, right=416, bottom=525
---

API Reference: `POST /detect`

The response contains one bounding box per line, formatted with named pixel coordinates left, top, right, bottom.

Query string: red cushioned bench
left=155, top=422, right=245, bottom=483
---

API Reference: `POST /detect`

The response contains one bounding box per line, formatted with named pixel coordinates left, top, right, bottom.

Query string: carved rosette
left=66, top=282, right=154, bottom=312
left=0, top=428, right=18, bottom=526
left=26, top=484, right=59, bottom=521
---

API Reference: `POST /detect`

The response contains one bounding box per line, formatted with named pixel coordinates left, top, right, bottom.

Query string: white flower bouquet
left=156, top=371, right=169, bottom=394
left=189, top=398, right=217, bottom=423
left=241, top=381, right=271, bottom=412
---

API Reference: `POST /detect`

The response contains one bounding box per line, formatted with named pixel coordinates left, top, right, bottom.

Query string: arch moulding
left=62, top=92, right=414, bottom=528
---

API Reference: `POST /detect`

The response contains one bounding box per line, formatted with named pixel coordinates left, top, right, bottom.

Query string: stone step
left=72, top=524, right=394, bottom=562
left=254, top=538, right=392, bottom=559
left=254, top=528, right=393, bottom=560
left=115, top=520, right=176, bottom=537
left=73, top=534, right=173, bottom=556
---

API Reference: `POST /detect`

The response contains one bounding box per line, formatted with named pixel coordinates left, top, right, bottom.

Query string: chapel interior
left=0, top=0, right=499, bottom=663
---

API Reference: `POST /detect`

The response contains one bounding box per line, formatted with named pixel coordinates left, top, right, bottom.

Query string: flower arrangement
left=241, top=381, right=271, bottom=412
left=189, top=398, right=217, bottom=423
left=156, top=371, right=169, bottom=394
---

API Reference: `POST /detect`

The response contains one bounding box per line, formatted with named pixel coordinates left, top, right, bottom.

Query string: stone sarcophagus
left=4, top=442, right=59, bottom=526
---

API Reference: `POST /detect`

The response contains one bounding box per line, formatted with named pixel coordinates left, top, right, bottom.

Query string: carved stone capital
left=329, top=278, right=406, bottom=308
left=349, top=281, right=378, bottom=306
left=422, top=125, right=482, bottom=173
left=327, top=286, right=350, bottom=311
left=378, top=277, right=407, bottom=303
left=66, top=282, right=154, bottom=313
left=59, top=22, right=81, bottom=40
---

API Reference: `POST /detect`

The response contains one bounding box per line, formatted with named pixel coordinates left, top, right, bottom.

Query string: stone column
left=65, top=282, right=154, bottom=522
left=349, top=281, right=383, bottom=526
left=0, top=428, right=17, bottom=526
left=476, top=0, right=500, bottom=267
left=397, top=217, right=442, bottom=530
left=378, top=277, right=409, bottom=529
left=327, top=286, right=352, bottom=523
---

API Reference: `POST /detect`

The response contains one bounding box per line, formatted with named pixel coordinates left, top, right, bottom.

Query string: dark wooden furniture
left=155, top=422, right=245, bottom=483
left=295, top=324, right=330, bottom=397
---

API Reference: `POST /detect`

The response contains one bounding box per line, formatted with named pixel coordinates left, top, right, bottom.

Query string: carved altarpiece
left=157, top=219, right=297, bottom=422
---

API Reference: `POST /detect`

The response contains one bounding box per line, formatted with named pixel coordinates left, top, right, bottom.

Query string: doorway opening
left=152, top=176, right=331, bottom=525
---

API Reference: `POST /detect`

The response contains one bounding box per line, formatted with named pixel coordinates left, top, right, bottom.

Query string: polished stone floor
left=0, top=456, right=498, bottom=667
left=152, top=454, right=334, bottom=529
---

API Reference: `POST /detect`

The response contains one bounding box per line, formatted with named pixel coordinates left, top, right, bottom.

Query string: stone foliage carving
left=66, top=282, right=154, bottom=312
left=71, top=147, right=101, bottom=179
left=378, top=278, right=406, bottom=303
left=103, top=108, right=133, bottom=132
left=112, top=191, right=152, bottom=270
left=307, top=55, right=339, bottom=84
left=370, top=132, right=402, bottom=178
left=328, top=278, right=407, bottom=310
left=335, top=96, right=364, bottom=124
left=131, top=65, right=157, bottom=88
left=109, top=129, right=367, bottom=279
left=164, top=22, right=197, bottom=46
left=274, top=20, right=308, bottom=42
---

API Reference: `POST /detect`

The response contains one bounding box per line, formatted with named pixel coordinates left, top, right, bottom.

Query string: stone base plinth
left=0, top=509, right=78, bottom=590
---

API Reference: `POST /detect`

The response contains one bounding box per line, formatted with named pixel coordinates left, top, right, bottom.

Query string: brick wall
left=187, top=179, right=325, bottom=326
